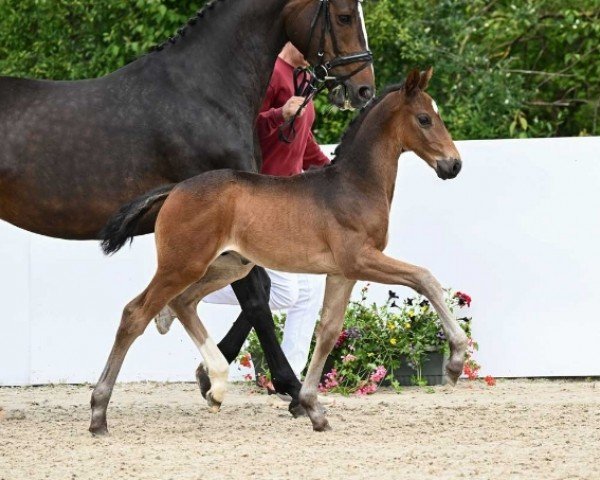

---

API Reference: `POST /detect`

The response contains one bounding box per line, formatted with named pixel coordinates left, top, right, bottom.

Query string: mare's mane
left=332, top=82, right=404, bottom=162
left=149, top=0, right=228, bottom=53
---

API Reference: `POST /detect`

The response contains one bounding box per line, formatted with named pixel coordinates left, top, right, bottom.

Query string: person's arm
left=303, top=131, right=330, bottom=170
left=256, top=86, right=286, bottom=137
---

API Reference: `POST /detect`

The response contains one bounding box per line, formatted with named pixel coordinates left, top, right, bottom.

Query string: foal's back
left=155, top=168, right=345, bottom=275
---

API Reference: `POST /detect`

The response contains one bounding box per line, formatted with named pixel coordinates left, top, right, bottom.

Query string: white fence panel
left=1, top=137, right=599, bottom=385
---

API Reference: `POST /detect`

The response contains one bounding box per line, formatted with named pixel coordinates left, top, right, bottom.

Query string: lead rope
left=278, top=67, right=327, bottom=144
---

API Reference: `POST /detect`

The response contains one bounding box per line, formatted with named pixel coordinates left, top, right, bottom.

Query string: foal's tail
left=100, top=184, right=176, bottom=255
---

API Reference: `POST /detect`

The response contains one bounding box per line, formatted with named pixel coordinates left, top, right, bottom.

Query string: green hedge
left=1, top=0, right=598, bottom=142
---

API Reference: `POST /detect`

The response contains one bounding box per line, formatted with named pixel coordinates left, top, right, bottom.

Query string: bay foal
left=94, top=68, right=467, bottom=433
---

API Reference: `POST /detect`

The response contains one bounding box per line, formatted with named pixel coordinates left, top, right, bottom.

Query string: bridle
left=306, top=0, right=373, bottom=83
left=279, top=0, right=373, bottom=143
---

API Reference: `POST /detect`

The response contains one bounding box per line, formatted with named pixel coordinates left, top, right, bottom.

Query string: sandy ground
left=0, top=379, right=598, bottom=480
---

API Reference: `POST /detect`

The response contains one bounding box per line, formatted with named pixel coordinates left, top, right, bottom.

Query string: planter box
left=391, top=352, right=447, bottom=386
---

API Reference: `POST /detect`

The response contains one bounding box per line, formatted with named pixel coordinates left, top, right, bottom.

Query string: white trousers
left=203, top=269, right=326, bottom=377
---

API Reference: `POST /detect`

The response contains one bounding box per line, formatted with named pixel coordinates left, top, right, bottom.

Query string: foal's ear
left=419, top=67, right=433, bottom=91
left=404, top=69, right=421, bottom=96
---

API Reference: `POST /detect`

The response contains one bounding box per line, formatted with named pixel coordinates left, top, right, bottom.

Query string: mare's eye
left=338, top=15, right=352, bottom=25
left=417, top=114, right=432, bottom=127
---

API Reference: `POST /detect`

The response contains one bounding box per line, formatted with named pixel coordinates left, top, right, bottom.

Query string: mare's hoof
left=289, top=400, right=308, bottom=418
left=312, top=418, right=332, bottom=432
left=196, top=363, right=212, bottom=400
left=89, top=424, right=109, bottom=437
left=206, top=391, right=222, bottom=413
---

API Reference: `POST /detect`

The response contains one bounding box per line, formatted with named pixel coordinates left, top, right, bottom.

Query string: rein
left=278, top=0, right=373, bottom=144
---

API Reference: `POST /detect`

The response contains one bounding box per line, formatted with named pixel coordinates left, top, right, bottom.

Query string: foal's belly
left=236, top=242, right=339, bottom=275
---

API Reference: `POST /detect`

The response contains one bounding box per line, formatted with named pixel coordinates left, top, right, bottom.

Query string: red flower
left=455, top=291, right=472, bottom=308
left=335, top=330, right=349, bottom=349
left=463, top=360, right=480, bottom=380
left=484, top=375, right=496, bottom=386
left=239, top=353, right=252, bottom=368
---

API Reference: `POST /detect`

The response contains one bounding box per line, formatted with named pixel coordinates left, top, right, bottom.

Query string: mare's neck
left=138, top=0, right=288, bottom=117
left=337, top=104, right=404, bottom=205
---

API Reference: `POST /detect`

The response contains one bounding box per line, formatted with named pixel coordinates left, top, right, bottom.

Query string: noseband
left=279, top=0, right=373, bottom=143
left=306, top=0, right=373, bottom=83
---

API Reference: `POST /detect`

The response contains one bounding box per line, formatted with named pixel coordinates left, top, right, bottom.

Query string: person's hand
left=282, top=96, right=306, bottom=121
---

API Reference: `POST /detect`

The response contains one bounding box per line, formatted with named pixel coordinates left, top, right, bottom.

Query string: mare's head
left=284, top=0, right=375, bottom=109
left=391, top=68, right=461, bottom=180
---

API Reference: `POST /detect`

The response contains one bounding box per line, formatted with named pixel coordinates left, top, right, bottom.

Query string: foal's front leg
left=300, top=275, right=356, bottom=431
left=352, top=249, right=468, bottom=384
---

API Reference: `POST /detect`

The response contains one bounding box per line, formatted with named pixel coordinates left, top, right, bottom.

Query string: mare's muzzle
left=435, top=158, right=462, bottom=180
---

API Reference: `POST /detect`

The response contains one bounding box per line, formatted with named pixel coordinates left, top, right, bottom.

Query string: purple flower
left=346, top=327, right=361, bottom=339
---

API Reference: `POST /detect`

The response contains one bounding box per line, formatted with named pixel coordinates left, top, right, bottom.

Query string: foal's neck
left=337, top=104, right=404, bottom=205
left=139, top=0, right=288, bottom=115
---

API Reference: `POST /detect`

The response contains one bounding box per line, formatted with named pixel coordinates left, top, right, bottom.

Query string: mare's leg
left=229, top=267, right=304, bottom=413
left=300, top=275, right=356, bottom=432
left=89, top=272, right=194, bottom=436
left=350, top=249, right=468, bottom=384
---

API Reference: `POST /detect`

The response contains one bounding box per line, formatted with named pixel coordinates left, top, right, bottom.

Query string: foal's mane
left=149, top=0, right=228, bottom=53
left=332, top=82, right=404, bottom=161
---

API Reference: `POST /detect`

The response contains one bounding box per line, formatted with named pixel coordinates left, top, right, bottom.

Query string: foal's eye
left=338, top=15, right=352, bottom=25
left=417, top=114, right=432, bottom=127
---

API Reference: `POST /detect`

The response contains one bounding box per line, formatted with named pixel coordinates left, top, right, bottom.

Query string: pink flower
left=484, top=375, right=496, bottom=386
left=355, top=383, right=378, bottom=396
left=342, top=354, right=357, bottom=363
left=318, top=369, right=341, bottom=393
left=370, top=366, right=387, bottom=383
left=243, top=373, right=253, bottom=381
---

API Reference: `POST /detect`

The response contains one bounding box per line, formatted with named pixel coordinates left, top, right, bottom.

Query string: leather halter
left=305, top=0, right=373, bottom=82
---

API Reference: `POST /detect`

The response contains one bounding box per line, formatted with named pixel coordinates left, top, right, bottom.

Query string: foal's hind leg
left=350, top=249, right=468, bottom=384
left=89, top=272, right=194, bottom=435
left=167, top=253, right=254, bottom=411
left=300, top=275, right=356, bottom=431
left=193, top=266, right=305, bottom=416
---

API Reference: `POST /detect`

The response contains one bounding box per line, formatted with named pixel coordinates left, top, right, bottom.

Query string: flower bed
left=241, top=286, right=479, bottom=395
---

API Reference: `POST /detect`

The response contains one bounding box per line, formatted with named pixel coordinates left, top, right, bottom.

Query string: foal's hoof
left=196, top=363, right=212, bottom=400
left=206, top=391, right=222, bottom=413
left=444, top=365, right=462, bottom=386
left=289, top=400, right=308, bottom=418
left=312, top=418, right=332, bottom=432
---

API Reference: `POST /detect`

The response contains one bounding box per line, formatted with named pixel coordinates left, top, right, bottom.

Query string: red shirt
left=256, top=58, right=330, bottom=176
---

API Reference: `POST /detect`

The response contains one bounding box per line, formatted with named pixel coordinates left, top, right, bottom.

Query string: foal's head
left=392, top=68, right=462, bottom=180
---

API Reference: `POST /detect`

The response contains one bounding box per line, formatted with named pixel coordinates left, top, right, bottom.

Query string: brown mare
left=95, top=68, right=467, bottom=433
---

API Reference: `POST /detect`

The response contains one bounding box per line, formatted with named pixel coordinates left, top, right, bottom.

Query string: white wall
left=1, top=137, right=599, bottom=385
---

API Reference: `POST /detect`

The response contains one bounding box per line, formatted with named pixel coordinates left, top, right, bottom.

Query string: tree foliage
left=0, top=0, right=598, bottom=143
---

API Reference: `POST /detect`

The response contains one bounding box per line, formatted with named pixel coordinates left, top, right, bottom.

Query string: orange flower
left=239, top=353, right=252, bottom=368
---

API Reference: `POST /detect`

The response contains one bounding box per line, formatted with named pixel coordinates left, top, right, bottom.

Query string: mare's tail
left=100, top=184, right=175, bottom=255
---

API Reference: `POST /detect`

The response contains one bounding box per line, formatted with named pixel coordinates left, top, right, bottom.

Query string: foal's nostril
left=358, top=86, right=374, bottom=100
left=452, top=160, right=462, bottom=175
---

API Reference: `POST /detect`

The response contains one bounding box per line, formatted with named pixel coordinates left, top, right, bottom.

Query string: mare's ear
left=404, top=69, right=421, bottom=96
left=419, top=67, right=433, bottom=91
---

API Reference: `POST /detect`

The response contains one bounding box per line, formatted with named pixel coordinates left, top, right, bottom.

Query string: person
left=156, top=43, right=329, bottom=382
left=202, top=43, right=329, bottom=380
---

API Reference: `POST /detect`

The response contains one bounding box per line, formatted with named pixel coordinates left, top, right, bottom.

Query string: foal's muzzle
left=435, top=158, right=462, bottom=180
